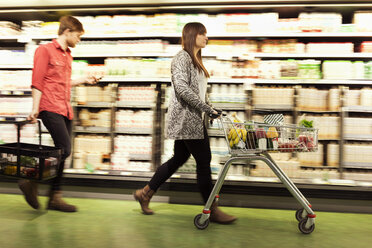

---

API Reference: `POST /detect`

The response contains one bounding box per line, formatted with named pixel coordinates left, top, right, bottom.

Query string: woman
left=133, top=22, right=236, bottom=224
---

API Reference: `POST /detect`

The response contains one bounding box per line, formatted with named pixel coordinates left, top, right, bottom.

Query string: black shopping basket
left=0, top=119, right=62, bottom=181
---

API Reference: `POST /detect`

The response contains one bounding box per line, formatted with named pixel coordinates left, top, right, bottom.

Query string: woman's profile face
left=195, top=32, right=208, bottom=49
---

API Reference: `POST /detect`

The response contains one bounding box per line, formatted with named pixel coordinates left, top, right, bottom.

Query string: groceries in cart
left=223, top=113, right=318, bottom=153
left=0, top=154, right=58, bottom=179
left=0, top=120, right=62, bottom=181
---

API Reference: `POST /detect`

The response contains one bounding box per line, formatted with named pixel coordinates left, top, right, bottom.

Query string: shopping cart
left=0, top=119, right=61, bottom=181
left=194, top=115, right=318, bottom=234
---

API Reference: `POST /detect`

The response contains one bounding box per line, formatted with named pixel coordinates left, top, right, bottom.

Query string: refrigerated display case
left=1, top=1, right=372, bottom=204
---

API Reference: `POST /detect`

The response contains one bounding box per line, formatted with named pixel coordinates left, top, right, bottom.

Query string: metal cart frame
left=0, top=119, right=62, bottom=181
left=194, top=116, right=317, bottom=234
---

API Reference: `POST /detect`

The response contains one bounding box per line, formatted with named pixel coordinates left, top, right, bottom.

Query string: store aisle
left=0, top=193, right=371, bottom=248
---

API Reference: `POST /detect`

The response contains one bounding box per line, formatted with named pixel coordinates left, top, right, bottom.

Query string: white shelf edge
left=343, top=106, right=372, bottom=112
left=73, top=53, right=171, bottom=58
left=100, top=77, right=169, bottom=82
left=0, top=65, right=32, bottom=69
left=248, top=79, right=372, bottom=85
left=71, top=52, right=372, bottom=59
left=10, top=32, right=372, bottom=40
left=344, top=135, right=372, bottom=141
left=251, top=53, right=372, bottom=58
left=100, top=77, right=250, bottom=83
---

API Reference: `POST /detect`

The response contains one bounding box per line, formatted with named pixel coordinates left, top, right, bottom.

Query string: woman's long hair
left=181, top=22, right=210, bottom=78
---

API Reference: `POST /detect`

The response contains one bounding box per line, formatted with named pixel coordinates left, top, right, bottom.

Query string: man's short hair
left=58, top=16, right=84, bottom=35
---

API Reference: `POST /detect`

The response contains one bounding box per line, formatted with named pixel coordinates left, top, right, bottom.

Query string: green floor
left=1, top=194, right=372, bottom=248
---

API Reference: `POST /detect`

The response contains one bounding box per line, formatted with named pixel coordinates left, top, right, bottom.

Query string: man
left=20, top=16, right=98, bottom=212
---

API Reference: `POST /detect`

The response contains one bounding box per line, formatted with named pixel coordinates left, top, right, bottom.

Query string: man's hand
left=85, top=76, right=102, bottom=85
left=27, top=109, right=39, bottom=123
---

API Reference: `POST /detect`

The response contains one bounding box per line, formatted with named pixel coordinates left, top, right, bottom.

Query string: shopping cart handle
left=0, top=119, right=30, bottom=125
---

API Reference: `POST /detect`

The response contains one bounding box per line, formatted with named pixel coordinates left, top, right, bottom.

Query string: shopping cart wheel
left=194, top=214, right=209, bottom=230
left=298, top=219, right=315, bottom=234
left=295, top=208, right=306, bottom=222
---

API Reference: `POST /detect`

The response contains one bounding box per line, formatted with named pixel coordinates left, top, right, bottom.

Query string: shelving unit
left=1, top=1, right=372, bottom=188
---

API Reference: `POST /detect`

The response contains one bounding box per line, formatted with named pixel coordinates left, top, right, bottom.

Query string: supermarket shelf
left=73, top=52, right=372, bottom=59
left=297, top=109, right=341, bottom=113
left=212, top=102, right=245, bottom=110
left=116, top=102, right=155, bottom=108
left=300, top=165, right=339, bottom=169
left=343, top=106, right=372, bottom=113
left=73, top=102, right=112, bottom=108
left=0, top=65, right=32, bottom=69
left=250, top=52, right=372, bottom=59
left=60, top=169, right=372, bottom=188
left=100, top=77, right=169, bottom=83
left=0, top=35, right=21, bottom=40
left=344, top=134, right=372, bottom=141
left=129, top=154, right=152, bottom=161
left=249, top=79, right=372, bottom=85
left=207, top=129, right=224, bottom=137
left=204, top=32, right=372, bottom=38
left=115, top=127, right=152, bottom=135
left=0, top=90, right=31, bottom=96
left=254, top=104, right=293, bottom=111
left=73, top=53, right=171, bottom=58
left=208, top=78, right=247, bottom=84
left=100, top=76, right=248, bottom=84
left=318, top=138, right=340, bottom=141
left=73, top=126, right=111, bottom=133
left=343, top=162, right=372, bottom=169
left=11, top=32, right=372, bottom=40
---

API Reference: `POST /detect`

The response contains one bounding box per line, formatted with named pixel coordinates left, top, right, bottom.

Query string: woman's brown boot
left=210, top=201, right=237, bottom=224
left=133, top=185, right=155, bottom=215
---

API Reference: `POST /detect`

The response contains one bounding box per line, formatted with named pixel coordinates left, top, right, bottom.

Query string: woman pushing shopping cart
left=194, top=113, right=318, bottom=234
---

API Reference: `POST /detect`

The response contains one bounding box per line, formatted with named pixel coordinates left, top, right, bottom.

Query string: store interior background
left=1, top=0, right=372, bottom=213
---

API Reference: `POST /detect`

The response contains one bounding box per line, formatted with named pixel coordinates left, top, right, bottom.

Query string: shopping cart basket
left=194, top=115, right=318, bottom=234
left=0, top=119, right=61, bottom=181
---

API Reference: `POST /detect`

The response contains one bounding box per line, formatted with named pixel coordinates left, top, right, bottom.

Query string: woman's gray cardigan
left=167, top=50, right=215, bottom=140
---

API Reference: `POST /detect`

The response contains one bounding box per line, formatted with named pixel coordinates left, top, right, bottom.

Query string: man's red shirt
left=32, top=39, right=74, bottom=120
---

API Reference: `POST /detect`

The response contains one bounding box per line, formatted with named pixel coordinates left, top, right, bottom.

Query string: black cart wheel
left=194, top=214, right=209, bottom=230
left=295, top=208, right=306, bottom=222
left=298, top=218, right=315, bottom=234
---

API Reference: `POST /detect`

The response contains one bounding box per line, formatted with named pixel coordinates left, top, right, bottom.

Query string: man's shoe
left=18, top=179, right=39, bottom=210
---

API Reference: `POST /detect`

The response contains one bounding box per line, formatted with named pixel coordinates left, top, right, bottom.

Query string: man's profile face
left=66, top=30, right=83, bottom=48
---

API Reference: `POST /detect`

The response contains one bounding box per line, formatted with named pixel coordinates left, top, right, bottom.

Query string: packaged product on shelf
left=297, top=60, right=321, bottom=79
left=297, top=143, right=323, bottom=166
left=327, top=143, right=339, bottom=167
left=0, top=70, right=32, bottom=90
left=354, top=11, right=372, bottom=32
left=0, top=21, right=21, bottom=35
left=360, top=88, right=372, bottom=106
left=21, top=20, right=43, bottom=36
left=298, top=12, right=342, bottom=33
left=0, top=50, right=32, bottom=66
left=328, top=88, right=341, bottom=111
left=343, top=89, right=360, bottom=106
left=277, top=18, right=300, bottom=33
left=322, top=60, right=353, bottom=79
left=306, top=42, right=354, bottom=54
left=280, top=60, right=299, bottom=79
left=361, top=41, right=372, bottom=53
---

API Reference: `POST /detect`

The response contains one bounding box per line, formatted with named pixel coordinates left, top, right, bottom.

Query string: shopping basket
left=194, top=115, right=318, bottom=234
left=0, top=119, right=61, bottom=181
